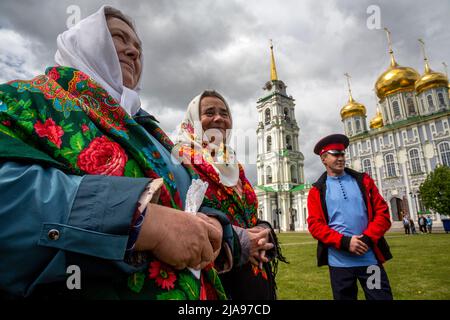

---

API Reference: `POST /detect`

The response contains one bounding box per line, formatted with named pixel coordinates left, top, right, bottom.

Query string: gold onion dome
left=375, top=28, right=420, bottom=99
left=369, top=109, right=383, bottom=129
left=415, top=65, right=448, bottom=94
left=415, top=39, right=448, bottom=94
left=340, top=95, right=367, bottom=120
left=375, top=59, right=420, bottom=99
left=341, top=73, right=366, bottom=120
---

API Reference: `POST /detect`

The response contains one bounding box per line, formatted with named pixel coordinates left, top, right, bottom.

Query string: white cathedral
left=255, top=32, right=449, bottom=232
left=340, top=33, right=449, bottom=229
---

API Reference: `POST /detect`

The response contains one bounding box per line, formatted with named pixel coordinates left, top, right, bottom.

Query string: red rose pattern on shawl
left=47, top=67, right=60, bottom=81
left=34, top=118, right=64, bottom=148
left=77, top=136, right=128, bottom=176
left=81, top=123, right=89, bottom=133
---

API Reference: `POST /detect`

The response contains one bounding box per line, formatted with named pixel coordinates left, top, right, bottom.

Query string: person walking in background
left=418, top=215, right=427, bottom=234
left=426, top=215, right=433, bottom=234
left=409, top=218, right=417, bottom=235
left=402, top=214, right=411, bottom=235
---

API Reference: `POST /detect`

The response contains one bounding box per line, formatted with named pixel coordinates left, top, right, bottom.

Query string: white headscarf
left=175, top=91, right=240, bottom=187
left=55, top=5, right=143, bottom=116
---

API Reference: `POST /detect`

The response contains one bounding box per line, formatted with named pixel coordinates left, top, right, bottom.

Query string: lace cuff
left=125, top=178, right=164, bottom=265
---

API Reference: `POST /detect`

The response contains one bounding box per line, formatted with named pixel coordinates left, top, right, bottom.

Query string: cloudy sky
left=1, top=0, right=449, bottom=184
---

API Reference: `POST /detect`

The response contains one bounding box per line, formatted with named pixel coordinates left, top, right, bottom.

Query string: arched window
left=407, top=98, right=415, bottom=115
left=265, top=108, right=271, bottom=124
left=385, top=154, right=396, bottom=177
left=284, top=107, right=290, bottom=122
left=355, top=119, right=361, bottom=132
left=266, top=136, right=272, bottom=152
left=347, top=121, right=352, bottom=135
left=286, top=135, right=292, bottom=150
left=439, top=142, right=450, bottom=167
left=438, top=92, right=445, bottom=108
left=290, top=165, right=297, bottom=183
left=362, top=159, right=372, bottom=177
left=266, top=166, right=273, bottom=184
left=427, top=95, right=435, bottom=111
left=392, top=101, right=401, bottom=118
left=409, top=149, right=421, bottom=174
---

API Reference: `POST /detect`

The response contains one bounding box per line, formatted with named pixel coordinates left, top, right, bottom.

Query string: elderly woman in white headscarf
left=0, top=6, right=233, bottom=300
left=173, top=90, right=287, bottom=300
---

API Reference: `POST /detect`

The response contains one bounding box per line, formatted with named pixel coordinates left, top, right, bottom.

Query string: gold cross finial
left=344, top=73, right=353, bottom=101
left=384, top=28, right=392, bottom=53
left=443, top=62, right=448, bottom=78
left=418, top=38, right=431, bottom=73
left=384, top=27, right=397, bottom=67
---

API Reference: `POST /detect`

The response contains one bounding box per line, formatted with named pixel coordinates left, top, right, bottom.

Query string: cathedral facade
left=255, top=34, right=449, bottom=232
left=255, top=43, right=310, bottom=231
left=341, top=35, right=450, bottom=228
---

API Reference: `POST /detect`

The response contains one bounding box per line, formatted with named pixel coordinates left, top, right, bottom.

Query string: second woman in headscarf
left=173, top=90, right=287, bottom=300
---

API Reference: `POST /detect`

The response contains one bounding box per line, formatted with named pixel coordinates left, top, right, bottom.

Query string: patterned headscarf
left=55, top=5, right=143, bottom=116
left=174, top=91, right=240, bottom=187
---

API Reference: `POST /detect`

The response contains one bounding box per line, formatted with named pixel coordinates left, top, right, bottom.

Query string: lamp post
left=277, top=208, right=281, bottom=233
left=273, top=148, right=285, bottom=233
left=273, top=191, right=281, bottom=234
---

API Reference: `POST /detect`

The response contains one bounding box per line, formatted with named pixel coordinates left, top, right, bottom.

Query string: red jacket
left=307, top=168, right=392, bottom=266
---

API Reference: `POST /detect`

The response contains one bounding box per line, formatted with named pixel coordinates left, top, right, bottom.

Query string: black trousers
left=329, top=265, right=393, bottom=300
left=404, top=226, right=410, bottom=234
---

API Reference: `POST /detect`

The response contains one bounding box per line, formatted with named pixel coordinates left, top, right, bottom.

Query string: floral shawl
left=0, top=66, right=226, bottom=300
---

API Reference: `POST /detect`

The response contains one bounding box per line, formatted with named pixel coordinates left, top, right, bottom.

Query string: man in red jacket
left=307, top=134, right=393, bottom=300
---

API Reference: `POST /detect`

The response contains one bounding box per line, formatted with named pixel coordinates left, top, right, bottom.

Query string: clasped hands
left=349, top=234, right=369, bottom=256
left=135, top=203, right=222, bottom=270
left=247, top=226, right=275, bottom=268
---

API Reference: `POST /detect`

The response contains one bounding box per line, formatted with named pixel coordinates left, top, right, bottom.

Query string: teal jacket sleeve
left=0, top=161, right=150, bottom=297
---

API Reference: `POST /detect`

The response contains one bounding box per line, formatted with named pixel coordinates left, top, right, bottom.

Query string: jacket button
left=48, top=229, right=60, bottom=240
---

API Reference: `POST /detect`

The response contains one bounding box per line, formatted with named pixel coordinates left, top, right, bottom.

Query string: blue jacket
left=0, top=161, right=151, bottom=297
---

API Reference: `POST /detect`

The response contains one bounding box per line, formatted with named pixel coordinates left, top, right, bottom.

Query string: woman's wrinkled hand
left=246, top=226, right=274, bottom=268
left=194, top=213, right=223, bottom=268
left=135, top=203, right=222, bottom=270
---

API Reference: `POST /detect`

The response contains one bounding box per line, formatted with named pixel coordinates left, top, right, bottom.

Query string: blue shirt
left=325, top=172, right=377, bottom=267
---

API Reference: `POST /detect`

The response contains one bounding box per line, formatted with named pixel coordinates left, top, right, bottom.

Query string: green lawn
left=275, top=232, right=450, bottom=300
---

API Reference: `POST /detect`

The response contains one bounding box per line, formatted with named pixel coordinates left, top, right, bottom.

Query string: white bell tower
left=255, top=41, right=308, bottom=231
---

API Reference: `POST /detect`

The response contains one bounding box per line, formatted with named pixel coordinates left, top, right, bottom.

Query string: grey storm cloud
left=1, top=0, right=449, bottom=184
